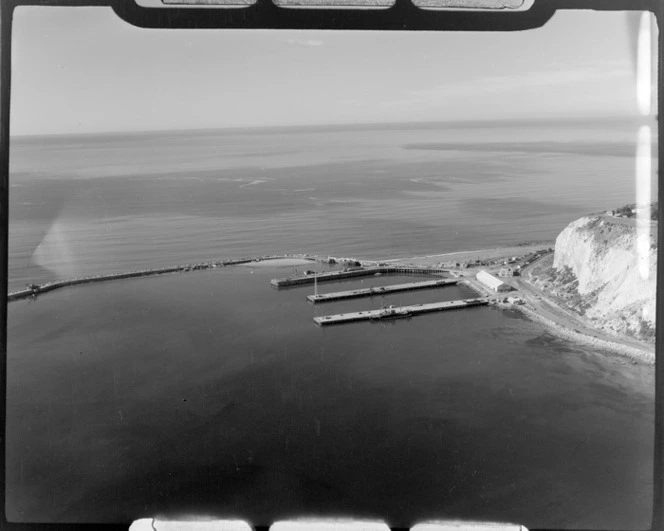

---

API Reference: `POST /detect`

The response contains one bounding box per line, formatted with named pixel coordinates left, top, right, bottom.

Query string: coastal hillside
left=530, top=212, right=657, bottom=342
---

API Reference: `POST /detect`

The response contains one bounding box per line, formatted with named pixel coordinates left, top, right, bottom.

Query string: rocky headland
left=529, top=210, right=657, bottom=345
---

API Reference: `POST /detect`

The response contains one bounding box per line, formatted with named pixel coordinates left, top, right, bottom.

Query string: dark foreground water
left=6, top=120, right=657, bottom=527
left=7, top=264, right=654, bottom=528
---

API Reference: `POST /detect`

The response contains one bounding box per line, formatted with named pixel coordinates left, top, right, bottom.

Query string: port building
left=499, top=267, right=516, bottom=277
left=476, top=270, right=512, bottom=292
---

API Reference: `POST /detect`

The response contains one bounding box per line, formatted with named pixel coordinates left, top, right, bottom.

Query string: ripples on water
left=8, top=120, right=657, bottom=290
left=6, top=121, right=657, bottom=527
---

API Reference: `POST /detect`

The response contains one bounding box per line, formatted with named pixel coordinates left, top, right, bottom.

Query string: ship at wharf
left=271, top=265, right=450, bottom=288
left=314, top=298, right=490, bottom=326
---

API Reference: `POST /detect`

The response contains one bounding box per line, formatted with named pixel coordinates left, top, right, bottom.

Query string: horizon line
left=11, top=114, right=653, bottom=140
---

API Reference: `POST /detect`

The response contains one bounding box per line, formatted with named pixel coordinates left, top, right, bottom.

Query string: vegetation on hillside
left=613, top=202, right=658, bottom=220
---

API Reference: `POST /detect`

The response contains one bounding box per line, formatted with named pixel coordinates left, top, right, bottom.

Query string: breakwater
left=9, top=254, right=457, bottom=303
left=313, top=298, right=490, bottom=326
left=8, top=254, right=316, bottom=302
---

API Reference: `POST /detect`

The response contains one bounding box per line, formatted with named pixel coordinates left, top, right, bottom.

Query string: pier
left=307, top=279, right=458, bottom=303
left=271, top=268, right=383, bottom=288
left=313, top=298, right=490, bottom=326
left=271, top=266, right=449, bottom=288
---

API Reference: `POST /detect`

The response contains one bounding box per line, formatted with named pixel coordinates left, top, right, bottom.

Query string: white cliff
left=550, top=214, right=656, bottom=341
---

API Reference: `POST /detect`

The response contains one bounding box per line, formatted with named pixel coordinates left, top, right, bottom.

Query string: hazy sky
left=10, top=7, right=650, bottom=135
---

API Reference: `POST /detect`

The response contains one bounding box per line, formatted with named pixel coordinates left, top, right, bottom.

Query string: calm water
left=6, top=120, right=657, bottom=527
left=8, top=119, right=658, bottom=290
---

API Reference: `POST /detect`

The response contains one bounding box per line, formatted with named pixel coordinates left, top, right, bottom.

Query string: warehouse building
left=476, top=270, right=512, bottom=292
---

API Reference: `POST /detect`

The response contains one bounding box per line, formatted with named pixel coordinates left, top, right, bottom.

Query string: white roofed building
left=476, top=270, right=512, bottom=292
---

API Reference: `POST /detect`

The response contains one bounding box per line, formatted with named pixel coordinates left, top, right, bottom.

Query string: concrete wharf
left=271, top=266, right=449, bottom=288
left=313, top=298, right=489, bottom=326
left=307, top=278, right=458, bottom=303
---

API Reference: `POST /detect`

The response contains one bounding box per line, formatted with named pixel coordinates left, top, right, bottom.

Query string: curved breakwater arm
left=7, top=254, right=317, bottom=302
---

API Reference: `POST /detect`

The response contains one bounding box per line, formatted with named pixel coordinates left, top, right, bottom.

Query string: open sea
left=6, top=119, right=658, bottom=527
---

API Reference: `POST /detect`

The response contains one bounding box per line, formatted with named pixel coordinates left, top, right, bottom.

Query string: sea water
left=8, top=118, right=657, bottom=290
left=6, top=119, right=657, bottom=527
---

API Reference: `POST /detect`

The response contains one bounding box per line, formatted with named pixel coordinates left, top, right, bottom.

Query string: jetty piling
left=271, top=266, right=449, bottom=288
left=313, top=298, right=489, bottom=326
left=307, top=278, right=458, bottom=303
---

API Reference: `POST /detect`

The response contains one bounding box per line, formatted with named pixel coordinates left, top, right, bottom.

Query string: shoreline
left=9, top=246, right=655, bottom=364
left=380, top=241, right=553, bottom=264
left=382, top=247, right=656, bottom=365
left=505, top=302, right=654, bottom=365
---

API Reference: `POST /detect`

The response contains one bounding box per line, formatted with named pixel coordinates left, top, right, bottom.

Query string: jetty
left=307, top=278, right=458, bottom=303
left=313, top=298, right=489, bottom=326
left=271, top=266, right=449, bottom=288
left=271, top=268, right=383, bottom=288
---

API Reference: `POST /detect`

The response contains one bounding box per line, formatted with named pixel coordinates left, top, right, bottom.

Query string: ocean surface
left=6, top=119, right=658, bottom=527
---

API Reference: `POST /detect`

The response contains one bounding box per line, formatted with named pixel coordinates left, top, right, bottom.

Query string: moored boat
left=371, top=306, right=412, bottom=320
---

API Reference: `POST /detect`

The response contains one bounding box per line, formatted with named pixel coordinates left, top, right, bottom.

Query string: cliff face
left=551, top=215, right=656, bottom=341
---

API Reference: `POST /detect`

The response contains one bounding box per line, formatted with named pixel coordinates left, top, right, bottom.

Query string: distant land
left=11, top=114, right=655, bottom=140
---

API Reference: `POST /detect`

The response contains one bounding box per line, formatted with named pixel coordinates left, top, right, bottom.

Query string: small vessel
left=372, top=305, right=412, bottom=320
left=380, top=310, right=412, bottom=320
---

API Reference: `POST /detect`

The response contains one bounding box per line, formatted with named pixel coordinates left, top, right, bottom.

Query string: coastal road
left=516, top=254, right=653, bottom=360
